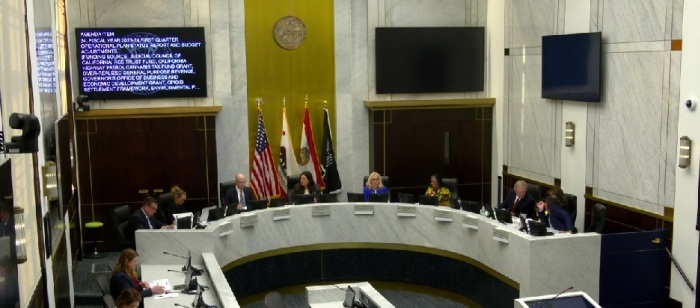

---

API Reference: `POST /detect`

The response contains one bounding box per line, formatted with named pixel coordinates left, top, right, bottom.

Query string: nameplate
left=462, top=215, right=479, bottom=230
left=312, top=204, right=331, bottom=217
left=396, top=205, right=417, bottom=217
left=217, top=222, right=234, bottom=237
left=492, top=228, right=510, bottom=243
left=354, top=204, right=374, bottom=215
left=273, top=208, right=291, bottom=221
left=239, top=214, right=258, bottom=228
left=434, top=209, right=453, bottom=222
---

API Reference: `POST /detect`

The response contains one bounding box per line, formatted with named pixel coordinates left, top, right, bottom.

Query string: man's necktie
left=147, top=216, right=153, bottom=229
left=511, top=197, right=520, bottom=215
left=239, top=190, right=245, bottom=207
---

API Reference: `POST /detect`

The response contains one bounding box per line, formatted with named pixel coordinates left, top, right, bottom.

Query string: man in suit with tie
left=127, top=196, right=173, bottom=242
left=223, top=173, right=255, bottom=213
left=498, top=180, right=536, bottom=219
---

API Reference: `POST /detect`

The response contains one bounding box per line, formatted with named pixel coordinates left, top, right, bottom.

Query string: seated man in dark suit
left=223, top=173, right=255, bottom=212
left=498, top=180, right=536, bottom=219
left=127, top=196, right=173, bottom=242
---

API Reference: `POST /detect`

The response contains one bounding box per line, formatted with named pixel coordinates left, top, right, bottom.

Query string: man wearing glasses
left=127, top=196, right=173, bottom=242
left=223, top=173, right=255, bottom=213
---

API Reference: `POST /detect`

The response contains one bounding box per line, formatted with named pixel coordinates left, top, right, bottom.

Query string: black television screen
left=76, top=27, right=207, bottom=100
left=541, top=32, right=601, bottom=102
left=375, top=27, right=484, bottom=94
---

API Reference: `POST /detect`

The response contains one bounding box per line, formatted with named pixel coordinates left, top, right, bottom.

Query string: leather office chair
left=362, top=175, right=390, bottom=195
left=565, top=193, right=578, bottom=224
left=586, top=203, right=607, bottom=233
left=287, top=175, right=300, bottom=196
left=110, top=205, right=134, bottom=249
left=526, top=183, right=541, bottom=201
left=442, top=178, right=458, bottom=199
left=264, top=291, right=285, bottom=308
left=219, top=180, right=236, bottom=206
left=155, top=192, right=173, bottom=224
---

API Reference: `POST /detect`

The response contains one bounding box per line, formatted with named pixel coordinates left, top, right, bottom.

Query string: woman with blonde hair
left=110, top=248, right=164, bottom=308
left=155, top=185, right=189, bottom=225
left=363, top=172, right=388, bottom=201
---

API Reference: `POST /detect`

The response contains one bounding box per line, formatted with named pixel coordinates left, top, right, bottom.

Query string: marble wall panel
left=593, top=52, right=665, bottom=208
left=601, top=0, right=666, bottom=43
left=506, top=55, right=556, bottom=180
left=508, top=0, right=557, bottom=48
left=92, top=0, right=186, bottom=26
left=671, top=0, right=683, bottom=39
left=384, top=0, right=467, bottom=27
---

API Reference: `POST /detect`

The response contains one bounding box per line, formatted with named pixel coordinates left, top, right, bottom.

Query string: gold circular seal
left=274, top=16, right=306, bottom=50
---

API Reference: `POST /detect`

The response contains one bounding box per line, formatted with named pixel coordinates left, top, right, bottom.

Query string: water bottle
left=480, top=205, right=488, bottom=217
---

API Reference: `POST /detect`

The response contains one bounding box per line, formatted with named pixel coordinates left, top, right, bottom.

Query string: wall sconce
left=679, top=136, right=691, bottom=169
left=565, top=121, right=575, bottom=147
left=14, top=206, right=27, bottom=264
left=42, top=161, right=59, bottom=201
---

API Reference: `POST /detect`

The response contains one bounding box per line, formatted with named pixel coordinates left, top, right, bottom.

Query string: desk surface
left=141, top=264, right=220, bottom=307
left=136, top=202, right=601, bottom=304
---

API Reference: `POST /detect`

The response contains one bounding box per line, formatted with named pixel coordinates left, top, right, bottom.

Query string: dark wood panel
left=76, top=116, right=218, bottom=252
left=372, top=108, right=492, bottom=203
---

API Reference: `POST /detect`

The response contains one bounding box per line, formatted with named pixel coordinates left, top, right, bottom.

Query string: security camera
left=74, top=94, right=90, bottom=111
left=686, top=97, right=697, bottom=111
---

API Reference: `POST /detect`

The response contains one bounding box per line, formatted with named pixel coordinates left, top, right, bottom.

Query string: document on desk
left=150, top=279, right=173, bottom=292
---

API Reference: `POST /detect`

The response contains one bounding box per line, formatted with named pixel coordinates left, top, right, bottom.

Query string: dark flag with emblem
left=321, top=108, right=342, bottom=194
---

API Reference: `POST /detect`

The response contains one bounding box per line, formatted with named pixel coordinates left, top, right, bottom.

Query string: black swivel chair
left=526, top=183, right=541, bottom=201
left=220, top=180, right=237, bottom=206
left=565, top=193, right=578, bottom=225
left=110, top=205, right=134, bottom=249
left=155, top=192, right=173, bottom=224
left=586, top=203, right=607, bottom=233
left=287, top=175, right=301, bottom=196
left=442, top=178, right=458, bottom=200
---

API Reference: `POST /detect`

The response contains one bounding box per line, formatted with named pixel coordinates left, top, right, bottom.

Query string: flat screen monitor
left=398, top=193, right=415, bottom=204
left=418, top=195, right=438, bottom=206
left=294, top=194, right=315, bottom=205
left=75, top=27, right=207, bottom=100
left=176, top=216, right=192, bottom=230
left=462, top=200, right=482, bottom=214
left=246, top=200, right=268, bottom=211
left=375, top=27, right=485, bottom=94
left=368, top=193, right=389, bottom=203
left=542, top=32, right=602, bottom=102
left=207, top=207, right=226, bottom=222
left=495, top=208, right=513, bottom=223
left=347, top=193, right=365, bottom=203
left=269, top=197, right=285, bottom=208
left=192, top=284, right=204, bottom=307
left=317, top=193, right=337, bottom=203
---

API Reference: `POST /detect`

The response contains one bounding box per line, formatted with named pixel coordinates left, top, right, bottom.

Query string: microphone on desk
left=163, top=251, right=188, bottom=259
left=167, top=269, right=185, bottom=273
left=530, top=286, right=573, bottom=308
left=174, top=303, right=189, bottom=308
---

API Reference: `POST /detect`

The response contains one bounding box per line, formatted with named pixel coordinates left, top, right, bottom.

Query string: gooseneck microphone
left=163, top=251, right=188, bottom=259
left=167, top=269, right=185, bottom=273
left=174, top=303, right=189, bottom=308
left=531, top=286, right=573, bottom=308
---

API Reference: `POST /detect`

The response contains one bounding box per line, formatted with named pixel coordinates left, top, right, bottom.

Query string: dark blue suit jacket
left=223, top=186, right=254, bottom=207
left=110, top=271, right=152, bottom=308
left=549, top=206, right=574, bottom=232
left=127, top=209, right=164, bottom=242
left=498, top=189, right=536, bottom=218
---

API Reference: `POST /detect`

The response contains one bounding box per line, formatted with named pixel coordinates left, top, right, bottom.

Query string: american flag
left=250, top=108, right=283, bottom=200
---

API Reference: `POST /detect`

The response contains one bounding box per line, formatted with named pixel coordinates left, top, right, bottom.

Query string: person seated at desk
left=363, top=172, right=388, bottom=201
left=116, top=288, right=141, bottom=308
left=540, top=195, right=574, bottom=233
left=291, top=171, right=321, bottom=203
left=110, top=249, right=165, bottom=308
left=498, top=180, right=536, bottom=219
left=425, top=174, right=451, bottom=207
left=127, top=197, right=173, bottom=242
left=534, top=198, right=549, bottom=227
left=224, top=173, right=256, bottom=212
left=547, top=186, right=572, bottom=216
left=154, top=185, right=189, bottom=225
